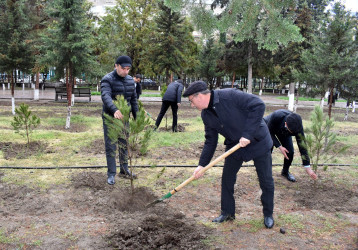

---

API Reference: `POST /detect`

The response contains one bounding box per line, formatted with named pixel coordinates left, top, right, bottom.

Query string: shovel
left=146, top=142, right=241, bottom=207
left=145, top=110, right=156, bottom=121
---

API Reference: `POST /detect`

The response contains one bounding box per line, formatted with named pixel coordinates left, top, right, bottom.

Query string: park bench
left=55, top=87, right=91, bottom=102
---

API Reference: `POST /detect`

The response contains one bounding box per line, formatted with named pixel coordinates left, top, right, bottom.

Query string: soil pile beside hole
left=72, top=171, right=106, bottom=190
left=70, top=171, right=212, bottom=249
left=107, top=207, right=211, bottom=249
left=70, top=172, right=157, bottom=213
left=0, top=141, right=47, bottom=159
left=294, top=181, right=358, bottom=212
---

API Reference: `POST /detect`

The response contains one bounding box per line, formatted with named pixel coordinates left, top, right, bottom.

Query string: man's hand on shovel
left=193, top=137, right=250, bottom=180
left=193, top=166, right=204, bottom=179
left=145, top=142, right=242, bottom=207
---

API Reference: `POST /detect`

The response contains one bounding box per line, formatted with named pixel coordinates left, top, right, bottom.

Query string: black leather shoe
left=264, top=216, right=274, bottom=229
left=212, top=214, right=235, bottom=223
left=107, top=175, right=115, bottom=185
left=281, top=171, right=296, bottom=182
left=119, top=166, right=137, bottom=179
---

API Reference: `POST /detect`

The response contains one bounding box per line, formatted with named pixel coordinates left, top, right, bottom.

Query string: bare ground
left=0, top=168, right=357, bottom=249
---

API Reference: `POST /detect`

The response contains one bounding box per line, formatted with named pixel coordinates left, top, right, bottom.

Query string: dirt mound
left=72, top=171, right=107, bottom=190
left=294, top=181, right=358, bottom=213
left=70, top=171, right=211, bottom=249
left=71, top=171, right=157, bottom=212
left=107, top=207, right=210, bottom=249
left=0, top=141, right=47, bottom=159
left=157, top=123, right=187, bottom=132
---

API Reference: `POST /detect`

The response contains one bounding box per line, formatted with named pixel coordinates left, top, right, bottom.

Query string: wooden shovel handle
left=170, top=143, right=241, bottom=195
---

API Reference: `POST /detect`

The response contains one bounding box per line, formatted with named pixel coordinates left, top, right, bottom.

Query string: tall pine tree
left=152, top=1, right=187, bottom=83
left=299, top=3, right=358, bottom=118
left=166, top=0, right=303, bottom=93
left=97, top=0, right=158, bottom=76
left=40, top=0, right=97, bottom=128
left=0, top=0, right=34, bottom=114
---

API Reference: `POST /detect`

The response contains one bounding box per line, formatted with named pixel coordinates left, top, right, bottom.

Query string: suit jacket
left=199, top=89, right=273, bottom=166
left=263, top=109, right=310, bottom=165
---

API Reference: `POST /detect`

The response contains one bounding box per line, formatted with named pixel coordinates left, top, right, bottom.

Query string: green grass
left=141, top=93, right=161, bottom=97
left=278, top=213, right=305, bottom=230
left=276, top=96, right=346, bottom=102
left=0, top=102, right=356, bottom=168
left=0, top=229, right=14, bottom=244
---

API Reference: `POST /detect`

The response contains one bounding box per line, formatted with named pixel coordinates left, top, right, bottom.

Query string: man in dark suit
left=264, top=109, right=317, bottom=182
left=183, top=81, right=275, bottom=229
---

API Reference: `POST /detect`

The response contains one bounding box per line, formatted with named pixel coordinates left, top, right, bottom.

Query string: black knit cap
left=115, top=56, right=132, bottom=67
left=286, top=113, right=303, bottom=134
left=183, top=80, right=207, bottom=97
left=135, top=74, right=142, bottom=79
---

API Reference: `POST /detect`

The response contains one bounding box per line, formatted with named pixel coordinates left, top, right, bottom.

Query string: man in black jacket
left=134, top=74, right=142, bottom=99
left=155, top=79, right=184, bottom=132
left=183, top=81, right=275, bottom=229
left=264, top=109, right=317, bottom=182
left=101, top=55, right=138, bottom=185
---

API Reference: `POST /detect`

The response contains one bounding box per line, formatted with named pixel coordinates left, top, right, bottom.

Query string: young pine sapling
left=11, top=103, right=40, bottom=146
left=301, top=106, right=349, bottom=179
left=104, top=95, right=152, bottom=192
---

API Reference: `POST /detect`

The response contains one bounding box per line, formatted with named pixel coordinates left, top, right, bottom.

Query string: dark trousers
left=221, top=150, right=274, bottom=217
left=102, top=117, right=128, bottom=177
left=275, top=135, right=294, bottom=173
left=155, top=100, right=178, bottom=132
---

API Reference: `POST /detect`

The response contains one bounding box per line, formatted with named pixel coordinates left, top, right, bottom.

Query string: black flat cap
left=115, top=56, right=132, bottom=67
left=183, top=80, right=207, bottom=97
left=286, top=113, right=303, bottom=134
left=135, top=74, right=142, bottom=79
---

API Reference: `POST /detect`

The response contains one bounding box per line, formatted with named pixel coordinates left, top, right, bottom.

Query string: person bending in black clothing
left=264, top=109, right=317, bottom=182
left=155, top=79, right=184, bottom=132
left=184, top=80, right=275, bottom=229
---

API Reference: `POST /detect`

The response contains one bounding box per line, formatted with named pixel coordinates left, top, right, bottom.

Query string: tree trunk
left=34, top=71, right=40, bottom=101
left=294, top=83, right=300, bottom=113
left=247, top=41, right=253, bottom=94
left=288, top=82, right=295, bottom=111
left=166, top=69, right=170, bottom=85
left=259, top=78, right=263, bottom=96
left=344, top=104, right=349, bottom=121
left=65, top=67, right=72, bottom=129
left=328, top=87, right=333, bottom=119
left=11, top=71, right=15, bottom=115
left=231, top=72, right=235, bottom=88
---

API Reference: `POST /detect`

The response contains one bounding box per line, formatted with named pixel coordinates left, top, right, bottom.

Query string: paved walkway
left=0, top=87, right=347, bottom=108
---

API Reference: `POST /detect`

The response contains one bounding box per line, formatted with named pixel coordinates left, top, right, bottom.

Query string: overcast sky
left=330, top=0, right=358, bottom=13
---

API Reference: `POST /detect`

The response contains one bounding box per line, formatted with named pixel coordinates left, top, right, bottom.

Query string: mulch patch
left=0, top=141, right=47, bottom=159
